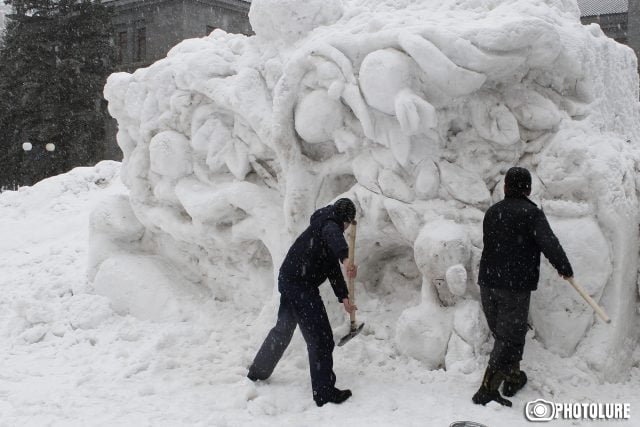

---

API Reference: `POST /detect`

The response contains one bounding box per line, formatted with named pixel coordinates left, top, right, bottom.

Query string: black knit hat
left=334, top=198, right=356, bottom=223
left=505, top=167, right=531, bottom=196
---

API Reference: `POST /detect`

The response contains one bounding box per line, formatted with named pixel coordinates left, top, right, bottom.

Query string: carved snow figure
left=98, top=0, right=640, bottom=384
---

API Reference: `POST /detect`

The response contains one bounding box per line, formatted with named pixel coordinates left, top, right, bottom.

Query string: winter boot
left=472, top=366, right=512, bottom=407
left=315, top=388, right=352, bottom=407
left=247, top=371, right=262, bottom=382
left=247, top=366, right=269, bottom=382
left=502, top=363, right=527, bottom=397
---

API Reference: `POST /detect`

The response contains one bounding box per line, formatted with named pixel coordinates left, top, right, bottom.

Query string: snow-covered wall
left=99, top=0, right=640, bottom=380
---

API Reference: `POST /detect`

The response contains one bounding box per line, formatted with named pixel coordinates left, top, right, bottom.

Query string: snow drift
left=100, top=0, right=640, bottom=380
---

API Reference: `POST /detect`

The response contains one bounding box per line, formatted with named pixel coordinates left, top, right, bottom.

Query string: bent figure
left=473, top=167, right=573, bottom=407
left=247, top=198, right=358, bottom=407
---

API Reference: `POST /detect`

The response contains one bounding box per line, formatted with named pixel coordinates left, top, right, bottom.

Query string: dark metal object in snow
left=337, top=322, right=364, bottom=347
left=449, top=422, right=488, bottom=427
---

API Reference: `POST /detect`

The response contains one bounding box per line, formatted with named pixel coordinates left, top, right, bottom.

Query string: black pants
left=480, top=286, right=531, bottom=370
left=248, top=286, right=336, bottom=401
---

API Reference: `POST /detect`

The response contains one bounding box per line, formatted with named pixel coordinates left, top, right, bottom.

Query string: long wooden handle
left=567, top=278, right=611, bottom=323
left=347, top=221, right=357, bottom=326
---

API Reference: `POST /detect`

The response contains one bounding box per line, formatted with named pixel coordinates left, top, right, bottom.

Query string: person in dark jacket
left=472, top=167, right=573, bottom=407
left=247, top=198, right=358, bottom=407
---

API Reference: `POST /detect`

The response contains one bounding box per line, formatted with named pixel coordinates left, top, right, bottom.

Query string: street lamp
left=21, top=141, right=56, bottom=186
left=22, top=141, right=55, bottom=152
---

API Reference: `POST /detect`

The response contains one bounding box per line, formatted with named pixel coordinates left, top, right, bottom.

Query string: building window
left=206, top=25, right=217, bottom=35
left=117, top=31, right=127, bottom=63
left=136, top=27, right=146, bottom=62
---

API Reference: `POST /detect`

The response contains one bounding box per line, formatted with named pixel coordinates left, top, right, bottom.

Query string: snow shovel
left=566, top=277, right=611, bottom=323
left=337, top=221, right=364, bottom=346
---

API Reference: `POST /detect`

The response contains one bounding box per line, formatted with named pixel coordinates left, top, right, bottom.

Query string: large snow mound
left=102, top=0, right=640, bottom=380
left=4, top=161, right=640, bottom=425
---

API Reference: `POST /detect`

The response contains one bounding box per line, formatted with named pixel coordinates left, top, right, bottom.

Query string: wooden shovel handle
left=347, top=221, right=357, bottom=326
left=567, top=277, right=611, bottom=323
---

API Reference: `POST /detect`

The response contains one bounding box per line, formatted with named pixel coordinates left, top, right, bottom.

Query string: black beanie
left=504, top=167, right=531, bottom=197
left=334, top=198, right=356, bottom=223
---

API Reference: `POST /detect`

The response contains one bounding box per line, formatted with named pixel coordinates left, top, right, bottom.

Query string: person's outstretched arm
left=533, top=210, right=574, bottom=278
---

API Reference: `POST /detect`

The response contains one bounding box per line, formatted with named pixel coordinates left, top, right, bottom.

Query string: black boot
left=247, top=365, right=269, bottom=382
left=315, top=388, right=352, bottom=407
left=247, top=371, right=263, bottom=382
left=472, top=366, right=512, bottom=407
left=503, top=363, right=527, bottom=397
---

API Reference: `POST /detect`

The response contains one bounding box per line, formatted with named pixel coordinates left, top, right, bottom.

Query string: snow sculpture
left=97, top=0, right=640, bottom=380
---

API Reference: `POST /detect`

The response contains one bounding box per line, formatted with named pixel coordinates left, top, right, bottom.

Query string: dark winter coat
left=278, top=205, right=349, bottom=301
left=478, top=195, right=573, bottom=291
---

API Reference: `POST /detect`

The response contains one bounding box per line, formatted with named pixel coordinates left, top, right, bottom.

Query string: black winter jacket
left=278, top=205, right=350, bottom=301
left=478, top=196, right=573, bottom=291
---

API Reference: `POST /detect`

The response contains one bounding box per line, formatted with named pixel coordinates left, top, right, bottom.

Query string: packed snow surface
left=2, top=162, right=640, bottom=425
left=4, top=0, right=631, bottom=423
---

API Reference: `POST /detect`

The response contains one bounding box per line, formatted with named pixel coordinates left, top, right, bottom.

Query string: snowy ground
left=0, top=162, right=637, bottom=426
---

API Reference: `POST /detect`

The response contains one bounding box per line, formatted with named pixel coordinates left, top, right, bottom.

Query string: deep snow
left=4, top=0, right=640, bottom=424
left=0, top=163, right=639, bottom=425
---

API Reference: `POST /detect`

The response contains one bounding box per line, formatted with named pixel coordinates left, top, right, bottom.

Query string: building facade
left=578, top=0, right=632, bottom=48
left=102, top=0, right=252, bottom=159
left=104, top=0, right=251, bottom=72
left=581, top=12, right=628, bottom=44
left=627, top=0, right=640, bottom=63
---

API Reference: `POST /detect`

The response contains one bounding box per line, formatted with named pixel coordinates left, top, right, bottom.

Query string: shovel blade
left=337, top=322, right=364, bottom=346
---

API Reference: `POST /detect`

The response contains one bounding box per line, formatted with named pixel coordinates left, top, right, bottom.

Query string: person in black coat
left=247, top=198, right=358, bottom=407
left=472, top=167, right=573, bottom=407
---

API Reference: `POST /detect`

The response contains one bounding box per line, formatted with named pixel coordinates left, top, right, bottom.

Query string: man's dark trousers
left=480, top=286, right=531, bottom=370
left=248, top=284, right=336, bottom=400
